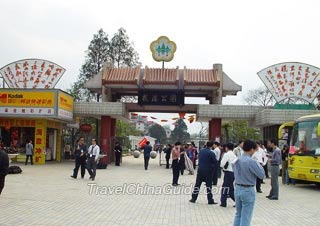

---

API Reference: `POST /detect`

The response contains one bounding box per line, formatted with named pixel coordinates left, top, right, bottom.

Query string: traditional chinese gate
left=83, top=63, right=241, bottom=163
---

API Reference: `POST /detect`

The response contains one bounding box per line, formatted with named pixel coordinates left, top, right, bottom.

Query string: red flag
left=138, top=137, right=148, bottom=148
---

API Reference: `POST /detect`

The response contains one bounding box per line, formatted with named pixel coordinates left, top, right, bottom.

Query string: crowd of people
left=160, top=139, right=284, bottom=226
left=1, top=134, right=288, bottom=226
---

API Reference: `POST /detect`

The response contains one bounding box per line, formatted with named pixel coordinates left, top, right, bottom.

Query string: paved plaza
left=1, top=154, right=320, bottom=226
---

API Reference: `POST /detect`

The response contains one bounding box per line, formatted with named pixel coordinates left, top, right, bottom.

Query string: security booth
left=0, top=88, right=74, bottom=164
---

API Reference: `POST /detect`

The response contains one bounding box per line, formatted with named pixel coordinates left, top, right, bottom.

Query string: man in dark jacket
left=164, top=144, right=172, bottom=169
left=143, top=141, right=152, bottom=170
left=190, top=141, right=218, bottom=204
left=0, top=148, right=9, bottom=195
left=114, top=142, right=122, bottom=166
left=71, top=137, right=88, bottom=179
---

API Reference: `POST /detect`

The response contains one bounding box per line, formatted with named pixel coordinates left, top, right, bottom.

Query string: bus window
left=291, top=120, right=320, bottom=155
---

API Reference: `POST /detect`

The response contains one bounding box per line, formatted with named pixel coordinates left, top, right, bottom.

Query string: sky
left=1, top=0, right=320, bottom=134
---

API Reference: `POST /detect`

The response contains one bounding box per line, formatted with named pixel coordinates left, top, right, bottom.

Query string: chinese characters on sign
left=0, top=107, right=54, bottom=115
left=138, top=90, right=184, bottom=106
left=57, top=91, right=73, bottom=119
left=34, top=120, right=46, bottom=164
left=258, top=62, right=320, bottom=103
left=0, top=91, right=55, bottom=107
left=0, top=119, right=35, bottom=127
left=0, top=59, right=65, bottom=89
left=0, top=90, right=55, bottom=116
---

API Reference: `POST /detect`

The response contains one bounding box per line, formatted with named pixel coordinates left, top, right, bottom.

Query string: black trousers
left=192, top=169, right=214, bottom=202
left=0, top=175, right=5, bottom=195
left=25, top=155, right=33, bottom=165
left=220, top=171, right=235, bottom=205
left=73, top=157, right=86, bottom=178
left=172, top=159, right=180, bottom=184
left=264, top=164, right=269, bottom=178
left=87, top=157, right=97, bottom=179
left=165, top=157, right=170, bottom=169
left=144, top=156, right=150, bottom=170
left=179, top=157, right=185, bottom=175
left=256, top=177, right=262, bottom=191
left=212, top=165, right=219, bottom=185
left=115, top=152, right=121, bottom=166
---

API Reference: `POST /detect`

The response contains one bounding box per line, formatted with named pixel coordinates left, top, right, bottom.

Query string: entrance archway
left=81, top=63, right=241, bottom=163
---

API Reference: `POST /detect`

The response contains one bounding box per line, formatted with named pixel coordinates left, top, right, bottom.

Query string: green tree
left=222, top=120, right=260, bottom=143
left=69, top=29, right=110, bottom=102
left=68, top=28, right=140, bottom=138
left=148, top=124, right=167, bottom=144
left=68, top=27, right=140, bottom=102
left=170, top=119, right=190, bottom=143
left=116, top=120, right=141, bottom=137
left=109, top=27, right=139, bottom=68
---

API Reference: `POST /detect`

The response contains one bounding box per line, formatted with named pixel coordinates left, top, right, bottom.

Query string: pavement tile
left=1, top=154, right=320, bottom=226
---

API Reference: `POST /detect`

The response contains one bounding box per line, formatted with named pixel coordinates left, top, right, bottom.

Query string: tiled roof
left=184, top=68, right=219, bottom=86
left=102, top=66, right=140, bottom=85
left=101, top=66, right=221, bottom=87
left=143, top=67, right=179, bottom=85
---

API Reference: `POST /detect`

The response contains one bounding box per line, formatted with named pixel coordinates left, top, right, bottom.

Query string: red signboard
left=79, top=124, right=92, bottom=133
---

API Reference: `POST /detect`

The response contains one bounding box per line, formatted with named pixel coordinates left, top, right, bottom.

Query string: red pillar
left=209, top=118, right=222, bottom=142
left=111, top=118, right=116, bottom=163
left=101, top=116, right=111, bottom=164
left=208, top=119, right=212, bottom=141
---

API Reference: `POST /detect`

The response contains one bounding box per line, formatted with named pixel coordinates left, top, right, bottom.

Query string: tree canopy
left=243, top=86, right=275, bottom=106
left=244, top=86, right=311, bottom=106
left=170, top=119, right=190, bottom=144
left=116, top=120, right=141, bottom=137
left=68, top=28, right=139, bottom=102
left=148, top=124, right=167, bottom=144
left=222, top=120, right=259, bottom=143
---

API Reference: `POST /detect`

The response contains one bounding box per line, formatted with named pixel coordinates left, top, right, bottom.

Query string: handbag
left=223, top=161, right=229, bottom=170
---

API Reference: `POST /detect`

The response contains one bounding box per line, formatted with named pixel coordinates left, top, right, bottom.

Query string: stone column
left=209, top=118, right=222, bottom=143
left=102, top=61, right=113, bottom=102
left=101, top=116, right=111, bottom=164
left=212, top=63, right=223, bottom=104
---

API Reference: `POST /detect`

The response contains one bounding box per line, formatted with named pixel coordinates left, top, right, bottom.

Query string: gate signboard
left=138, top=90, right=184, bottom=106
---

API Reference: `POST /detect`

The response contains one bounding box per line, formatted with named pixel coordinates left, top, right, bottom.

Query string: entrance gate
left=82, top=63, right=241, bottom=163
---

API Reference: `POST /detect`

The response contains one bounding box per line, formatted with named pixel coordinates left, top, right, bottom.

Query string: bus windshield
left=291, top=120, right=320, bottom=156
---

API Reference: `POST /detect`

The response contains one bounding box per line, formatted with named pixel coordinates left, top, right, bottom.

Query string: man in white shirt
left=87, top=138, right=100, bottom=181
left=212, top=142, right=221, bottom=186
left=233, top=140, right=244, bottom=157
left=220, top=143, right=237, bottom=207
left=212, top=142, right=221, bottom=161
left=252, top=141, right=267, bottom=193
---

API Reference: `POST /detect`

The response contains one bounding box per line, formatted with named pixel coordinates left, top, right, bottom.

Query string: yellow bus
left=279, top=114, right=320, bottom=184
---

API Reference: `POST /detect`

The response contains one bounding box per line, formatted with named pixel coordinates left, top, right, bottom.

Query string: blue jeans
left=233, top=186, right=256, bottom=226
left=285, top=169, right=290, bottom=184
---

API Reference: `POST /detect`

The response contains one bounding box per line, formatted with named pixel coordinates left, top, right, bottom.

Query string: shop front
left=0, top=89, right=73, bottom=164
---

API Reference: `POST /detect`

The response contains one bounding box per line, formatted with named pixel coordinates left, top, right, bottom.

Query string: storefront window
left=0, top=127, right=35, bottom=154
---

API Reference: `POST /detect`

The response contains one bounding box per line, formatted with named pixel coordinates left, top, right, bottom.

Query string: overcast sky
left=1, top=0, right=320, bottom=134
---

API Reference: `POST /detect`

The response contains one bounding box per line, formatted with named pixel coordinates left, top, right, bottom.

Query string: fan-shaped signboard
left=257, top=62, right=320, bottom=103
left=0, top=59, right=66, bottom=89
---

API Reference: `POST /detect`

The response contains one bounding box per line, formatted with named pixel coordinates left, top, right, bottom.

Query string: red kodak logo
left=0, top=93, right=7, bottom=104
